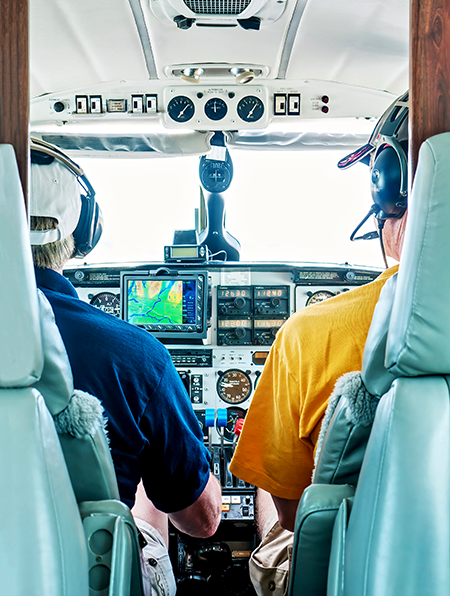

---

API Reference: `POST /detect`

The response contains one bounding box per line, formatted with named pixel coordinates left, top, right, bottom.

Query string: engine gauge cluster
left=163, top=87, right=269, bottom=129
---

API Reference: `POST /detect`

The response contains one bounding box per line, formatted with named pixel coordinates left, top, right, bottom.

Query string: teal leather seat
left=340, top=133, right=450, bottom=596
left=0, top=144, right=144, bottom=596
left=0, top=144, right=89, bottom=595
left=289, top=132, right=450, bottom=596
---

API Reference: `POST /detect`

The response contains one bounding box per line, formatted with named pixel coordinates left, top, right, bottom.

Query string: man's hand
left=169, top=474, right=222, bottom=538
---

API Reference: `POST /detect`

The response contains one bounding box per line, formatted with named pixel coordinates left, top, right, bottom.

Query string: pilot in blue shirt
left=29, top=140, right=221, bottom=596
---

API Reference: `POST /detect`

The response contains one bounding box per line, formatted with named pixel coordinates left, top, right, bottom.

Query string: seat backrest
left=36, top=289, right=121, bottom=502
left=342, top=132, right=450, bottom=596
left=0, top=144, right=89, bottom=595
left=290, top=134, right=450, bottom=596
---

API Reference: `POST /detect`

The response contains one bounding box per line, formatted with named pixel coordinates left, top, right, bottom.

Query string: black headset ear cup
left=72, top=194, right=103, bottom=258
left=370, top=146, right=406, bottom=218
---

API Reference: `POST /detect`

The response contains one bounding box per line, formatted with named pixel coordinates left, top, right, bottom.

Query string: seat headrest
left=0, top=145, right=43, bottom=387
left=386, top=132, right=450, bottom=375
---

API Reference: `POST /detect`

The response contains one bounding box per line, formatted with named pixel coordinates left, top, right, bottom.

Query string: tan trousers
left=249, top=515, right=293, bottom=596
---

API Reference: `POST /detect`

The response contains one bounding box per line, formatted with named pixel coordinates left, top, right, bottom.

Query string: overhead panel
left=142, top=0, right=296, bottom=80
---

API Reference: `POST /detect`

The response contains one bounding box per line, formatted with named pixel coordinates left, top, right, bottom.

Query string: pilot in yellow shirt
left=229, top=265, right=398, bottom=500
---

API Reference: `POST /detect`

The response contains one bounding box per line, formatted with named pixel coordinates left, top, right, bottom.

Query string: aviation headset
left=30, top=137, right=103, bottom=258
left=338, top=91, right=409, bottom=264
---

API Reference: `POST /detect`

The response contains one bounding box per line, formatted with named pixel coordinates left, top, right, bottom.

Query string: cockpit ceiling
left=30, top=0, right=409, bottom=101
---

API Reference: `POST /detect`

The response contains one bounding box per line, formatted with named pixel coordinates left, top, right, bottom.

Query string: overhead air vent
left=182, top=0, right=252, bottom=15
left=148, top=0, right=286, bottom=29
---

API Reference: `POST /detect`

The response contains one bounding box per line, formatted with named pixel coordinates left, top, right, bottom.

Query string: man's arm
left=272, top=495, right=300, bottom=532
left=169, top=473, right=222, bottom=538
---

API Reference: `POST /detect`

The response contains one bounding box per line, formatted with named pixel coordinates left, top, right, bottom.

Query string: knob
left=257, top=306, right=264, bottom=314
left=270, top=298, right=281, bottom=308
left=220, top=306, right=228, bottom=314
left=53, top=101, right=65, bottom=113
left=271, top=328, right=278, bottom=338
left=233, top=297, right=246, bottom=309
left=256, top=336, right=264, bottom=345
left=235, top=328, right=246, bottom=339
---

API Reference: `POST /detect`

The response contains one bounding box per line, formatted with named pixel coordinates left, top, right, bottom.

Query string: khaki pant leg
left=249, top=517, right=293, bottom=596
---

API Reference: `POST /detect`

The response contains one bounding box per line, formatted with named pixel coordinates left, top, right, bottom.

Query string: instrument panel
left=67, top=261, right=380, bottom=449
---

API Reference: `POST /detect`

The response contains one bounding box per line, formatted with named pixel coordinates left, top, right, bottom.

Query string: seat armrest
left=288, top=484, right=355, bottom=596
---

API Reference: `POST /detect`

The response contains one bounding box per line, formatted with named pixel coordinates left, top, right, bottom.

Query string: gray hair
left=31, top=216, right=75, bottom=270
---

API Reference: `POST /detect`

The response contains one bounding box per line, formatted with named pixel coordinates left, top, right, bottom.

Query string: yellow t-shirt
left=229, top=265, right=398, bottom=500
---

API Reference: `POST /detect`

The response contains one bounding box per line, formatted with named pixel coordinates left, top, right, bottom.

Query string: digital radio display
left=254, top=288, right=288, bottom=298
left=253, top=319, right=285, bottom=328
left=218, top=319, right=251, bottom=328
left=217, top=288, right=251, bottom=298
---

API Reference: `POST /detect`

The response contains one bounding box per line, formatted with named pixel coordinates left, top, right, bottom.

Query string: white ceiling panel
left=30, top=0, right=150, bottom=98
left=285, top=0, right=409, bottom=94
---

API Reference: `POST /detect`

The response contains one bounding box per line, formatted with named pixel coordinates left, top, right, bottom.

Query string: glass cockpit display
left=120, top=270, right=208, bottom=339
left=126, top=279, right=196, bottom=325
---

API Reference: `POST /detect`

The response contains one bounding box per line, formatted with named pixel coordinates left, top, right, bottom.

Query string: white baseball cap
left=30, top=159, right=81, bottom=245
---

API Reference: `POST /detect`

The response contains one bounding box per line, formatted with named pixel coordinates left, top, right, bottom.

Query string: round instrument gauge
left=237, top=95, right=264, bottom=122
left=305, top=290, right=335, bottom=307
left=217, top=369, right=252, bottom=404
left=204, top=97, right=228, bottom=121
left=90, top=292, right=121, bottom=317
left=217, top=407, right=246, bottom=442
left=200, top=160, right=232, bottom=192
left=167, top=96, right=195, bottom=122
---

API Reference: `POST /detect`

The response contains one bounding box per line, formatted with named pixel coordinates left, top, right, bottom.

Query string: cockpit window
left=72, top=121, right=385, bottom=268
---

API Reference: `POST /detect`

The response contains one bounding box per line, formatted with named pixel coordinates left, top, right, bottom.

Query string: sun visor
left=227, top=131, right=370, bottom=151
left=37, top=132, right=214, bottom=158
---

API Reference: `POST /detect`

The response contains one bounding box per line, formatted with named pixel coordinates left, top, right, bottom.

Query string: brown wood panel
left=0, top=0, right=29, bottom=206
left=410, top=0, right=450, bottom=178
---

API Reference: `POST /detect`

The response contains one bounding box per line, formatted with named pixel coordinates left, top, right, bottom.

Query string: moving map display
left=126, top=279, right=196, bottom=326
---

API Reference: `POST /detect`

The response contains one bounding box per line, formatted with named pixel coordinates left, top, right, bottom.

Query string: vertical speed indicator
left=237, top=96, right=265, bottom=122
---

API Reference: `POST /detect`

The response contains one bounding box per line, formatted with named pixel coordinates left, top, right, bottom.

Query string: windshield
left=70, top=121, right=386, bottom=269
